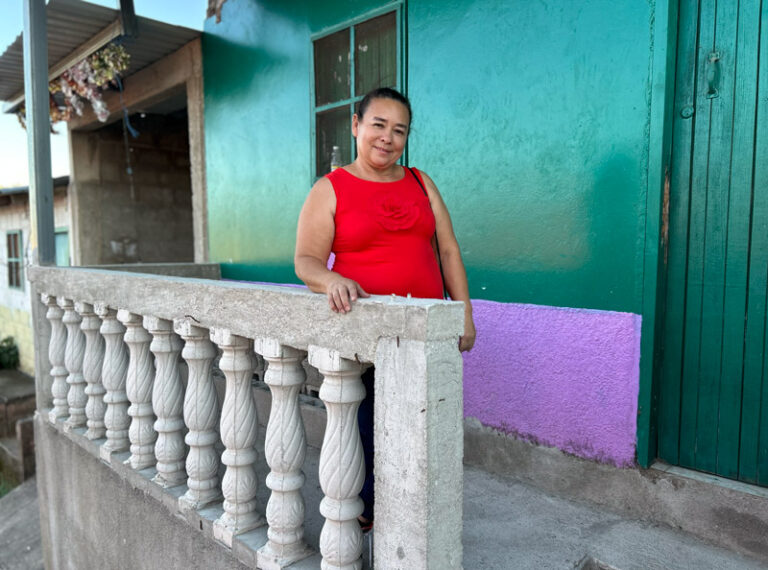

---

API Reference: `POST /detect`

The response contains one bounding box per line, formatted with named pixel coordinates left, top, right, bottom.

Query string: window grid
left=311, top=3, right=402, bottom=179
left=6, top=230, right=23, bottom=290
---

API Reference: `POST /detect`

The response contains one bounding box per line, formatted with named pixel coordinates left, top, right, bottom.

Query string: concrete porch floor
left=2, top=458, right=765, bottom=570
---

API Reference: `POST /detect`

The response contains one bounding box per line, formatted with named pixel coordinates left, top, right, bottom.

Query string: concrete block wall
left=69, top=112, right=194, bottom=266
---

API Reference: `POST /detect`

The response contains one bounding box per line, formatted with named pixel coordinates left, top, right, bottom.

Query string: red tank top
left=328, top=167, right=443, bottom=299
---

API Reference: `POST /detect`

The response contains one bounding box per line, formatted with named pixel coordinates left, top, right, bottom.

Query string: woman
left=295, top=87, right=475, bottom=527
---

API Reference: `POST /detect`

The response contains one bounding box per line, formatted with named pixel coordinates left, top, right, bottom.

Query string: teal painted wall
left=203, top=0, right=390, bottom=284
left=203, top=0, right=658, bottom=314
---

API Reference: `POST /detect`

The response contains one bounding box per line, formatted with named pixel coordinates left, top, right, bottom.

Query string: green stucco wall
left=203, top=0, right=659, bottom=314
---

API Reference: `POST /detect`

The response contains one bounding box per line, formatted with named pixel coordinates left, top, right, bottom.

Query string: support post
left=373, top=337, right=464, bottom=570
left=22, top=0, right=55, bottom=265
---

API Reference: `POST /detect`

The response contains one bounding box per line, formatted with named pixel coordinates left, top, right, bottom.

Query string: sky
left=0, top=0, right=207, bottom=187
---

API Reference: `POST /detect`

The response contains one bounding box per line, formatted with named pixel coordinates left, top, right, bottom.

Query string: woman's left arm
left=420, top=171, right=476, bottom=352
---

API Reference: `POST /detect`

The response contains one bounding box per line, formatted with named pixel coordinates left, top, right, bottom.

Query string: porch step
left=0, top=370, right=36, bottom=484
left=464, top=417, right=768, bottom=566
left=0, top=418, right=35, bottom=484
left=0, top=369, right=36, bottom=438
left=0, top=477, right=42, bottom=570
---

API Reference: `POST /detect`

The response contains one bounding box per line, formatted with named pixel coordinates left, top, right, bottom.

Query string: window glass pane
left=6, top=234, right=11, bottom=259
left=55, top=231, right=70, bottom=267
left=355, top=12, right=396, bottom=96
left=9, top=261, right=18, bottom=288
left=314, top=29, right=350, bottom=106
left=12, top=233, right=19, bottom=258
left=316, top=105, right=351, bottom=177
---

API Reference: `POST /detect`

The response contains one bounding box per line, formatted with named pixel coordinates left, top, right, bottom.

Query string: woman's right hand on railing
left=326, top=276, right=369, bottom=314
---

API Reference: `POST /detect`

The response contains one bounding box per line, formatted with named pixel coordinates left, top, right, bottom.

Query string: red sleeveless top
left=328, top=167, right=443, bottom=299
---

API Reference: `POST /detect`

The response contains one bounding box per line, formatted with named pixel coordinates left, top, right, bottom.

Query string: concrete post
left=22, top=0, right=55, bottom=265
left=373, top=337, right=464, bottom=570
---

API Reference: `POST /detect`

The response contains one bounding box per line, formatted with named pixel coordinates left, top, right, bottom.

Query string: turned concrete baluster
left=255, top=339, right=314, bottom=568
left=43, top=294, right=68, bottom=424
left=145, top=317, right=187, bottom=487
left=118, top=310, right=157, bottom=470
left=308, top=346, right=365, bottom=570
left=61, top=298, right=87, bottom=430
left=78, top=302, right=106, bottom=440
left=212, top=329, right=265, bottom=546
left=176, top=321, right=221, bottom=511
left=98, top=306, right=130, bottom=461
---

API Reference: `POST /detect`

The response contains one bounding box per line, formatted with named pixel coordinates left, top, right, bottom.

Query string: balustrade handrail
left=29, top=263, right=466, bottom=569
left=28, top=266, right=464, bottom=363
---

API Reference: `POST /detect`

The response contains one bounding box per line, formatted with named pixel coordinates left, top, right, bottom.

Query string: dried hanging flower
left=17, top=43, right=130, bottom=130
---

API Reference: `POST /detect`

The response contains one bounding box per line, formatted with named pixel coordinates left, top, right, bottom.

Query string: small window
left=6, top=230, right=23, bottom=290
left=55, top=229, right=70, bottom=267
left=312, top=10, right=399, bottom=177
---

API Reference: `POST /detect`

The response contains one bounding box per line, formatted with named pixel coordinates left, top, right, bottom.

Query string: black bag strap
left=407, top=167, right=448, bottom=300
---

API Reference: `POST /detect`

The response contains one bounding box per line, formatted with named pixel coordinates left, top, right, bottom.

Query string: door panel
left=659, top=0, right=768, bottom=484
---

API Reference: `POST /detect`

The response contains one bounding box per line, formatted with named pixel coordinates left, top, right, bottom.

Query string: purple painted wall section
left=464, top=300, right=642, bottom=467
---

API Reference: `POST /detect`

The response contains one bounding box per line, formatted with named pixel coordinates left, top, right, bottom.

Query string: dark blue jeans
left=358, top=367, right=375, bottom=521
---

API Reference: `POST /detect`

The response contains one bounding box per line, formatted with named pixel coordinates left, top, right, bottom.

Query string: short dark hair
left=356, top=87, right=412, bottom=125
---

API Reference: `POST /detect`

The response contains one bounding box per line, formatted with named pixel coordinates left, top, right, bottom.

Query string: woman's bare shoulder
left=304, top=176, right=337, bottom=212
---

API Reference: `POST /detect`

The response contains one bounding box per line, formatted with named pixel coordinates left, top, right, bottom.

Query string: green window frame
left=55, top=227, right=70, bottom=267
left=311, top=3, right=404, bottom=178
left=6, top=230, right=23, bottom=290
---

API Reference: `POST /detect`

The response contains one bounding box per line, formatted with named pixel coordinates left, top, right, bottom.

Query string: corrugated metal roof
left=0, top=0, right=201, bottom=107
left=1, top=176, right=70, bottom=196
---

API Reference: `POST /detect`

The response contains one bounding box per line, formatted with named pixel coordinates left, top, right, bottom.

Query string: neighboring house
left=201, top=0, right=768, bottom=487
left=0, top=0, right=205, bottom=269
left=0, top=0, right=205, bottom=371
left=0, top=176, right=69, bottom=374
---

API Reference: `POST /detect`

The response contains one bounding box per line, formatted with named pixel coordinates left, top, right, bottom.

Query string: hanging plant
left=17, top=43, right=130, bottom=131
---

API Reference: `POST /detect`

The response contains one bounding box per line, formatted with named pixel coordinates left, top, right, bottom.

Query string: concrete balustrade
left=255, top=339, right=313, bottom=568
left=310, top=346, right=366, bottom=570
left=41, top=294, right=67, bottom=424
left=176, top=320, right=221, bottom=511
left=61, top=298, right=87, bottom=430
left=97, top=305, right=130, bottom=460
left=212, top=329, right=265, bottom=545
left=118, top=310, right=157, bottom=471
left=146, top=316, right=187, bottom=488
left=28, top=266, right=465, bottom=570
left=78, top=302, right=106, bottom=440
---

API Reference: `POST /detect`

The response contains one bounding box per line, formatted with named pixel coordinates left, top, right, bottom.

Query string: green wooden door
left=658, top=0, right=768, bottom=484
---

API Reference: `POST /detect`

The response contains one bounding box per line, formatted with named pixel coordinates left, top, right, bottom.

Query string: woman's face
left=352, top=98, right=410, bottom=170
